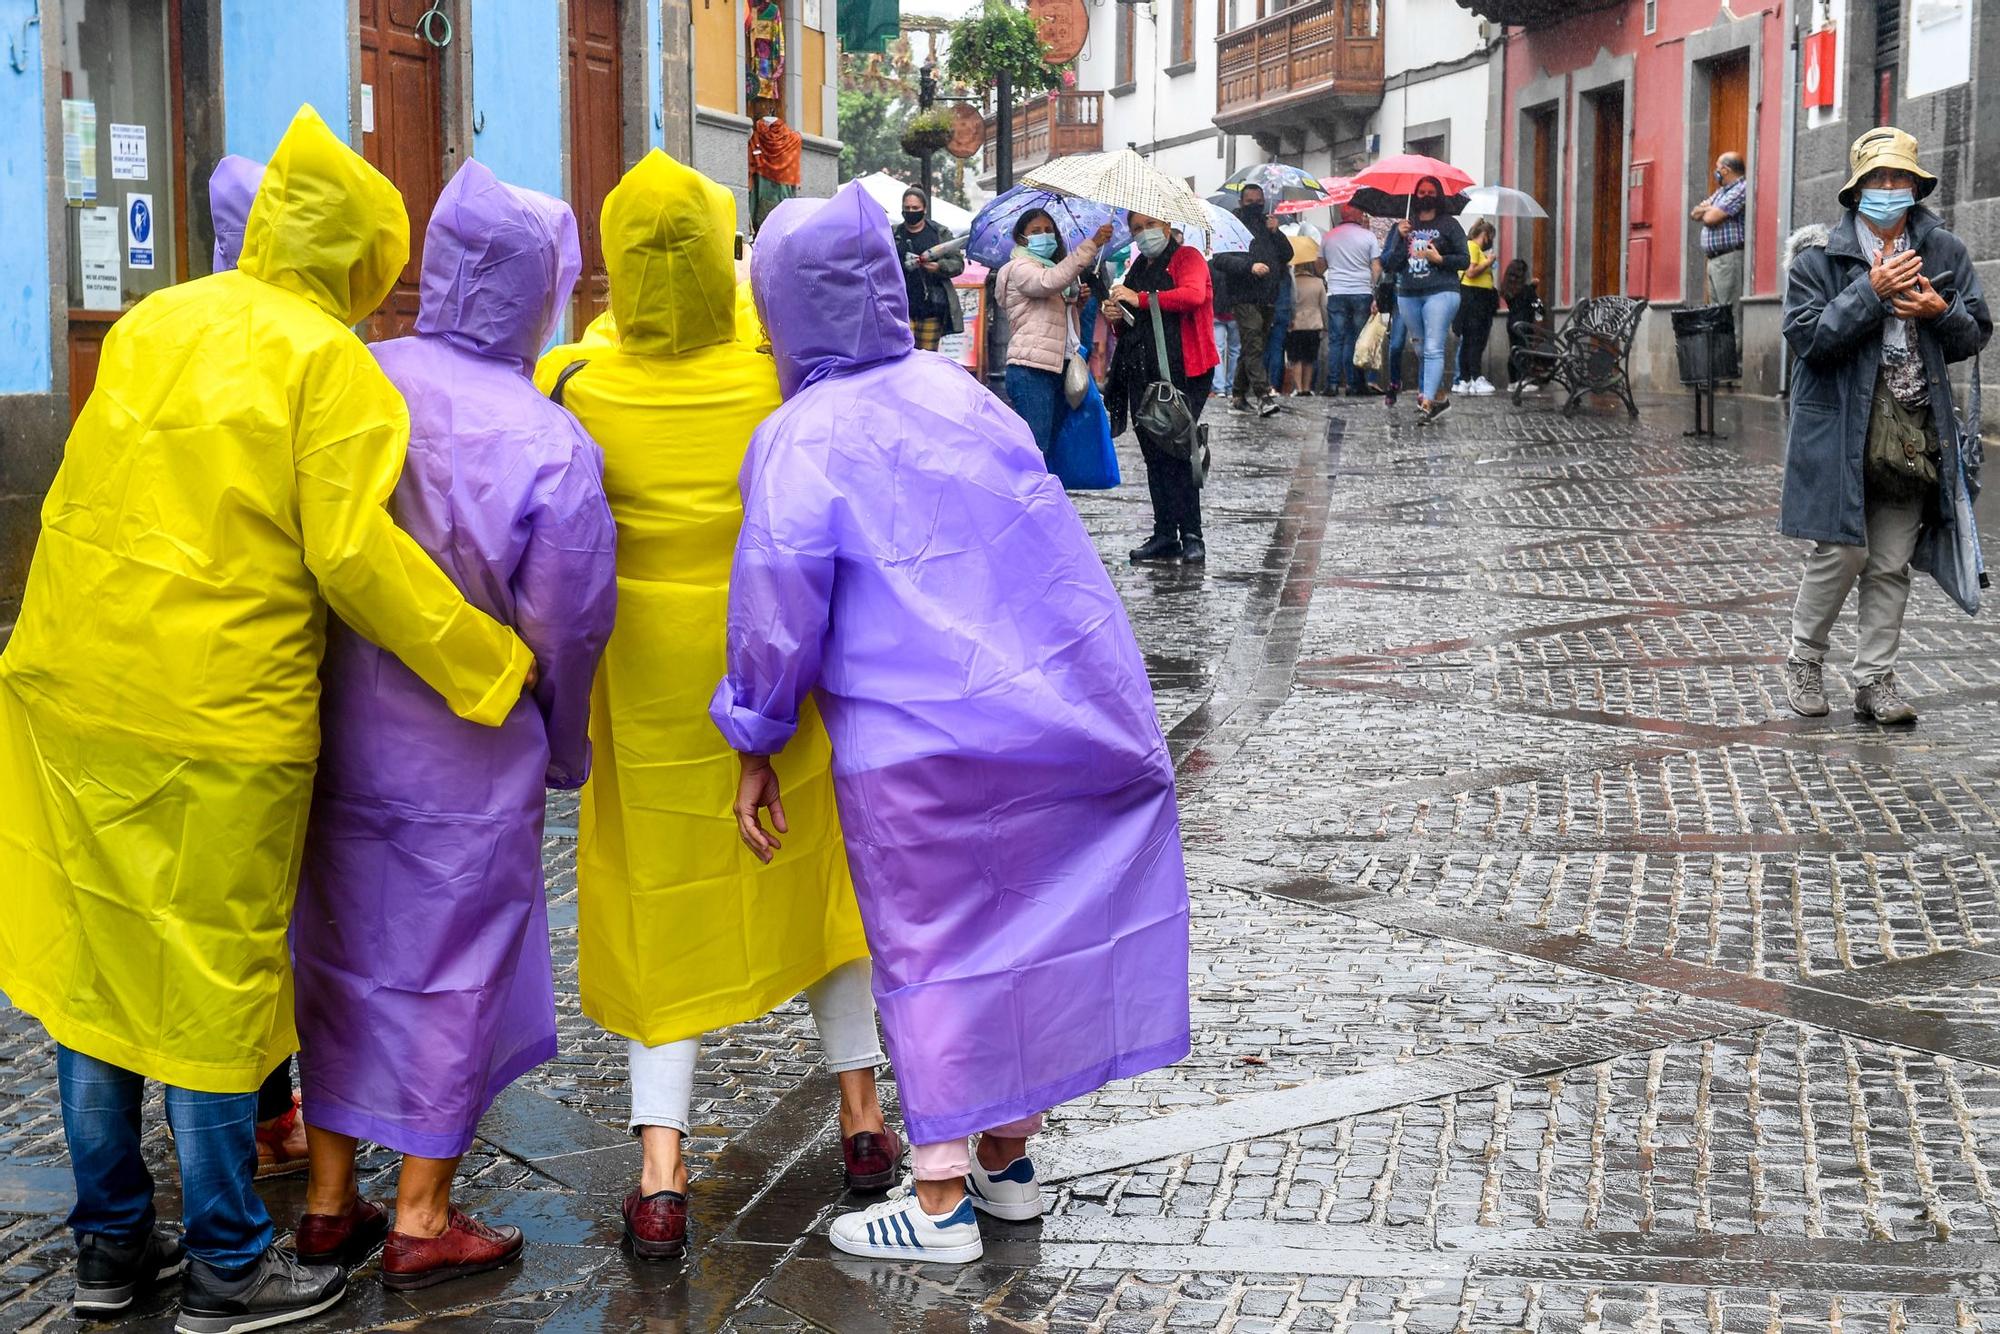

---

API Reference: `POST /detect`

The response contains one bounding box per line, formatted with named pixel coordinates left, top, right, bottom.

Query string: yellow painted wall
left=801, top=27, right=824, bottom=136
left=694, top=0, right=738, bottom=113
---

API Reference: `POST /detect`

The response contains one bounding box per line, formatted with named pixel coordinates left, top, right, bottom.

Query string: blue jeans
left=1323, top=295, right=1372, bottom=391
left=1211, top=319, right=1240, bottom=394
left=1396, top=290, right=1462, bottom=401
left=1264, top=310, right=1290, bottom=390
left=1004, top=364, right=1064, bottom=456
left=58, top=1045, right=271, bottom=1273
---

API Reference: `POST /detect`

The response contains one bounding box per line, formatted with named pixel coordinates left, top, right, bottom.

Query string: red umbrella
left=1349, top=154, right=1475, bottom=196
left=1272, top=176, right=1357, bottom=215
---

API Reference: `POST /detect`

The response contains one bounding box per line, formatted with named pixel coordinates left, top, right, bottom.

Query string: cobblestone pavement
left=9, top=389, right=2000, bottom=1332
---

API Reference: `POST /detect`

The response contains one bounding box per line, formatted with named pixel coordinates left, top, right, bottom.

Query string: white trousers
left=627, top=958, right=883, bottom=1134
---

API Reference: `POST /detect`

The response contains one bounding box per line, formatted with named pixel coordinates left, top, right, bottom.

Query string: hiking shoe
left=1855, top=674, right=1918, bottom=725
left=175, top=1247, right=345, bottom=1334
left=1783, top=658, right=1829, bottom=718
left=1129, top=534, right=1182, bottom=563
left=842, top=1128, right=903, bottom=1193
left=292, top=1197, right=388, bottom=1269
left=380, top=1210, right=523, bottom=1291
left=622, top=1187, right=689, bottom=1261
left=828, top=1192, right=983, bottom=1264
left=964, top=1156, right=1044, bottom=1222
left=73, top=1227, right=185, bottom=1316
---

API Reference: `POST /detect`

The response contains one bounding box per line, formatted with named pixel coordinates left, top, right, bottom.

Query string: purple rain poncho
left=709, top=183, right=1191, bottom=1146
left=208, top=154, right=264, bottom=271
left=292, top=160, right=618, bottom=1159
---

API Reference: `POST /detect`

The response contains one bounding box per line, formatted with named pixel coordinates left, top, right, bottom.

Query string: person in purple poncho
left=287, top=159, right=617, bottom=1291
left=710, top=182, right=1192, bottom=1264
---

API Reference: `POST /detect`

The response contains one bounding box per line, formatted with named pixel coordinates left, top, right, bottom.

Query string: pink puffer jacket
left=997, top=238, right=1101, bottom=372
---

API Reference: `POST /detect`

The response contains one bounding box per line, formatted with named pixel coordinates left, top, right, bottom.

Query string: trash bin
left=1671, top=304, right=1739, bottom=386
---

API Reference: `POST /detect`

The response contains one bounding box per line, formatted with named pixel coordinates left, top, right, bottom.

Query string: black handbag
left=1134, top=302, right=1197, bottom=461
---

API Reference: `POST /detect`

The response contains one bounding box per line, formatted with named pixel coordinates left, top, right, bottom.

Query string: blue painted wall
left=221, top=0, right=351, bottom=158
left=647, top=3, right=664, bottom=152
left=471, top=0, right=563, bottom=199
left=0, top=0, right=51, bottom=394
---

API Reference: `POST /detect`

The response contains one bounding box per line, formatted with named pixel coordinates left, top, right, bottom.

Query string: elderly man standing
left=1780, top=126, right=1991, bottom=725
left=1692, top=150, right=1749, bottom=346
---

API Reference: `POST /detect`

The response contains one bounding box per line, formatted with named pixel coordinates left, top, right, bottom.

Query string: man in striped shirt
left=1693, top=151, right=1749, bottom=347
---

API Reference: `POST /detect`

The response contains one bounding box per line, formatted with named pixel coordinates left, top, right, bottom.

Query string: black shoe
left=1422, top=398, right=1453, bottom=423
left=175, top=1247, right=346, bottom=1334
left=74, top=1227, right=186, bottom=1316
left=1257, top=396, right=1281, bottom=418
left=1179, top=537, right=1207, bottom=564
left=1129, top=534, right=1183, bottom=563
left=1226, top=399, right=1250, bottom=416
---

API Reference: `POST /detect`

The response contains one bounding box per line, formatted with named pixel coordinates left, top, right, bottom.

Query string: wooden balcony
left=1214, top=0, right=1384, bottom=136
left=980, top=92, right=1105, bottom=180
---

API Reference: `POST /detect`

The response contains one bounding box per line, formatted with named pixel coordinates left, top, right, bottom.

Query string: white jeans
left=627, top=959, right=883, bottom=1134
left=1789, top=492, right=1926, bottom=684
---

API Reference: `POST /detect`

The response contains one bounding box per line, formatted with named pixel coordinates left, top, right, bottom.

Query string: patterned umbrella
left=966, top=185, right=1130, bottom=269
left=1177, top=200, right=1255, bottom=256
left=1273, top=177, right=1357, bottom=216
left=1022, top=148, right=1211, bottom=230
left=1215, top=161, right=1333, bottom=204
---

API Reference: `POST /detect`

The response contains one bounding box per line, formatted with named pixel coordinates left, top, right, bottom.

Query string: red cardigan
left=1129, top=244, right=1220, bottom=379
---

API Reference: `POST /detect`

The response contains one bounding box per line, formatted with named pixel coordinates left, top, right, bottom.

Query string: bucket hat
left=1838, top=126, right=1937, bottom=209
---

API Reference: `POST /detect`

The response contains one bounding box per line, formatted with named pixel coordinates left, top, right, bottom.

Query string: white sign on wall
left=1906, top=0, right=1971, bottom=99
left=110, top=123, right=149, bottom=180
left=79, top=207, right=121, bottom=309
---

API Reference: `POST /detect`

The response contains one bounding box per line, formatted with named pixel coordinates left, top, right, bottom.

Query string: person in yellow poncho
left=533, top=152, right=885, bottom=1263
left=0, top=106, right=533, bottom=1331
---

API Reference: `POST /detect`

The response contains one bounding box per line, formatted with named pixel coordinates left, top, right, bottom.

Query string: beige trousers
left=1789, top=493, right=1926, bottom=684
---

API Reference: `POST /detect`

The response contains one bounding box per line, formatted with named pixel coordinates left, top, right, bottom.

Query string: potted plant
left=900, top=109, right=954, bottom=159
left=944, top=0, right=1071, bottom=96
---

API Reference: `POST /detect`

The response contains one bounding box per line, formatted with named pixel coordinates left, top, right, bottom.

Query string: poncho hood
left=415, top=159, right=581, bottom=368
left=208, top=154, right=264, bottom=272
left=604, top=150, right=736, bottom=357
left=238, top=105, right=409, bottom=326
left=751, top=181, right=913, bottom=397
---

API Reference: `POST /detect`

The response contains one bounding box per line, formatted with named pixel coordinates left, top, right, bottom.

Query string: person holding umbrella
left=1380, top=176, right=1470, bottom=422
left=995, top=211, right=1116, bottom=454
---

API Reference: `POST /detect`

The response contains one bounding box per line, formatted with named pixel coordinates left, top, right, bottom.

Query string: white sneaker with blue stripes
left=965, top=1155, right=1044, bottom=1221
left=828, top=1192, right=983, bottom=1263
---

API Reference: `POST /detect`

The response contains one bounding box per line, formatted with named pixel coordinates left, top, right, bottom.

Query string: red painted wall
left=1498, top=0, right=1788, bottom=309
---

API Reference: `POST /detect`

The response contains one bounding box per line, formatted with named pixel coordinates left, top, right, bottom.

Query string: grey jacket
left=1779, top=208, right=1990, bottom=547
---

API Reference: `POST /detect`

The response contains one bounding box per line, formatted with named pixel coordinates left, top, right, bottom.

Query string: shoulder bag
left=1134, top=301, right=1197, bottom=460
left=1063, top=306, right=1091, bottom=409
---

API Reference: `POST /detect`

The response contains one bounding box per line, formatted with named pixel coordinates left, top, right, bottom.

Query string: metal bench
left=1509, top=295, right=1650, bottom=418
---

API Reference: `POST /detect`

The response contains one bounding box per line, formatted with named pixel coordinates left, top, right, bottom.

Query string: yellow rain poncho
left=535, top=152, right=863, bottom=1046
left=0, top=106, right=532, bottom=1092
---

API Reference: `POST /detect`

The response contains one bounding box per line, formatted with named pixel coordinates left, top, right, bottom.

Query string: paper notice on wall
left=126, top=193, right=156, bottom=271
left=62, top=100, right=98, bottom=204
left=803, top=0, right=822, bottom=29
left=79, top=207, right=121, bottom=309
left=361, top=83, right=376, bottom=134
left=110, top=123, right=149, bottom=180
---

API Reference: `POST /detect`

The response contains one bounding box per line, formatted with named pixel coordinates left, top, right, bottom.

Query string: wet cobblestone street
left=11, top=388, right=2000, bottom=1332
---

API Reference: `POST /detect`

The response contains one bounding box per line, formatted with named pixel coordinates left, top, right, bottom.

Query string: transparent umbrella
left=967, top=185, right=1129, bottom=269
left=1460, top=185, right=1547, bottom=219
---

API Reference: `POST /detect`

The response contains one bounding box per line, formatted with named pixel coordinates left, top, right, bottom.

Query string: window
left=1874, top=0, right=1901, bottom=120
left=1643, top=0, right=1657, bottom=33
left=1173, top=0, right=1197, bottom=66
left=1116, top=0, right=1135, bottom=87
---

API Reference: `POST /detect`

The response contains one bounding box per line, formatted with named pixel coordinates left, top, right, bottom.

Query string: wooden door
left=1590, top=90, right=1624, bottom=297
left=569, top=0, right=624, bottom=329
left=359, top=0, right=445, bottom=340
left=1528, top=107, right=1556, bottom=298
left=1707, top=54, right=1749, bottom=169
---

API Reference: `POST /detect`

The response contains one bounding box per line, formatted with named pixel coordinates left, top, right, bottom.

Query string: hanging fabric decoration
left=749, top=114, right=803, bottom=232
left=745, top=0, right=786, bottom=105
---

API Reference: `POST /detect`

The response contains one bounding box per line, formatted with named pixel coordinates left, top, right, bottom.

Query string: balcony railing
left=1214, top=0, right=1384, bottom=131
left=981, top=92, right=1105, bottom=178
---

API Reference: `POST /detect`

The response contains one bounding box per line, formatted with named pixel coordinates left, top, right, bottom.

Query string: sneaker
left=842, top=1128, right=903, bottom=1193
left=1855, top=673, right=1918, bottom=725
left=174, top=1247, right=345, bottom=1334
left=255, top=1097, right=309, bottom=1180
left=1179, top=537, right=1207, bottom=565
left=1450, top=380, right=1469, bottom=395
left=73, top=1227, right=186, bottom=1316
left=1518, top=381, right=1541, bottom=395
left=1471, top=376, right=1497, bottom=395
left=1258, top=396, right=1281, bottom=417
left=380, top=1209, right=524, bottom=1292
left=1422, top=398, right=1453, bottom=423
left=292, top=1197, right=388, bottom=1269
left=1227, top=399, right=1250, bottom=416
left=622, top=1187, right=689, bottom=1261
left=1384, top=383, right=1400, bottom=407
left=1783, top=658, right=1829, bottom=718
left=964, top=1155, right=1044, bottom=1222
left=828, top=1192, right=983, bottom=1264
left=1129, top=534, right=1182, bottom=563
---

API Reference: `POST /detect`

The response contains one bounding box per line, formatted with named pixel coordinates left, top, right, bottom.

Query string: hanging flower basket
left=901, top=112, right=954, bottom=159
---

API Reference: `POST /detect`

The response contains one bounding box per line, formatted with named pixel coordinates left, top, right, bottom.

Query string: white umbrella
left=1021, top=148, right=1210, bottom=231
left=853, top=170, right=974, bottom=232
left=1178, top=201, right=1255, bottom=255
left=1461, top=185, right=1547, bottom=219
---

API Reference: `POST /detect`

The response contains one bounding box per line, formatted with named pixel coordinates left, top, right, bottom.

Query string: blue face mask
left=1135, top=226, right=1170, bottom=258
left=1024, top=233, right=1058, bottom=260
left=1857, top=188, right=1915, bottom=226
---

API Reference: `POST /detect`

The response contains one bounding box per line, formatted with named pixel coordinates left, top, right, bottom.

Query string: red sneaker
left=380, top=1210, right=523, bottom=1291
left=842, top=1127, right=903, bottom=1193
left=293, top=1196, right=389, bottom=1268
left=621, top=1187, right=688, bottom=1261
left=255, top=1096, right=310, bottom=1179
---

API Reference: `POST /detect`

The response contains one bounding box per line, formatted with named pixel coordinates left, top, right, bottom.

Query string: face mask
left=903, top=209, right=925, bottom=226
left=1136, top=226, right=1170, bottom=258
left=1715, top=167, right=1727, bottom=184
left=1857, top=187, right=1915, bottom=227
left=1239, top=200, right=1264, bottom=219
left=1024, top=233, right=1058, bottom=260
left=1415, top=195, right=1439, bottom=213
